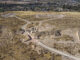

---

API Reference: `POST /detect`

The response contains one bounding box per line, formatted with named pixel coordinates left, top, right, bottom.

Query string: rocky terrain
left=0, top=11, right=80, bottom=60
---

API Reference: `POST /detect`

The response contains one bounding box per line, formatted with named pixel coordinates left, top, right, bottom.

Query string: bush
left=0, top=8, right=4, bottom=12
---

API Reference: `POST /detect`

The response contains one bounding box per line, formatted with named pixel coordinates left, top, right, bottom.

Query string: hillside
left=0, top=11, right=80, bottom=60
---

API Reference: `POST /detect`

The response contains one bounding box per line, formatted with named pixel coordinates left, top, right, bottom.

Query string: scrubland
left=0, top=11, right=80, bottom=60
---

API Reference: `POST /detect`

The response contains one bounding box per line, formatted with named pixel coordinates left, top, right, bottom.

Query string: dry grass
left=54, top=35, right=74, bottom=41
left=0, top=11, right=80, bottom=60
left=0, top=17, right=26, bottom=31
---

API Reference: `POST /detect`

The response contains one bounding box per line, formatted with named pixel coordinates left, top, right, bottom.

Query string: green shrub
left=0, top=8, right=4, bottom=12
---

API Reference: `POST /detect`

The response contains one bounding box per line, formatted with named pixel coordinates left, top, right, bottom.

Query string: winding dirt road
left=1, top=13, right=80, bottom=60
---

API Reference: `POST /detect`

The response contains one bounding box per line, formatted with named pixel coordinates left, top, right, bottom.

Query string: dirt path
left=37, top=41, right=80, bottom=60
left=17, top=14, right=80, bottom=60
left=1, top=13, right=80, bottom=60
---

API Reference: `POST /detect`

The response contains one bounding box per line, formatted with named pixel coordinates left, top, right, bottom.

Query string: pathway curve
left=1, top=13, right=80, bottom=60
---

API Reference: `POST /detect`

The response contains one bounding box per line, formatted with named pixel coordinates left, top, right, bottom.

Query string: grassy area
left=54, top=35, right=74, bottom=41
left=13, top=11, right=80, bottom=29
left=0, top=17, right=26, bottom=31
left=0, top=11, right=80, bottom=60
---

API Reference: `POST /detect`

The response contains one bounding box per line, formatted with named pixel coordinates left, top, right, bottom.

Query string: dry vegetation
left=12, top=11, right=80, bottom=28
left=0, top=11, right=80, bottom=60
